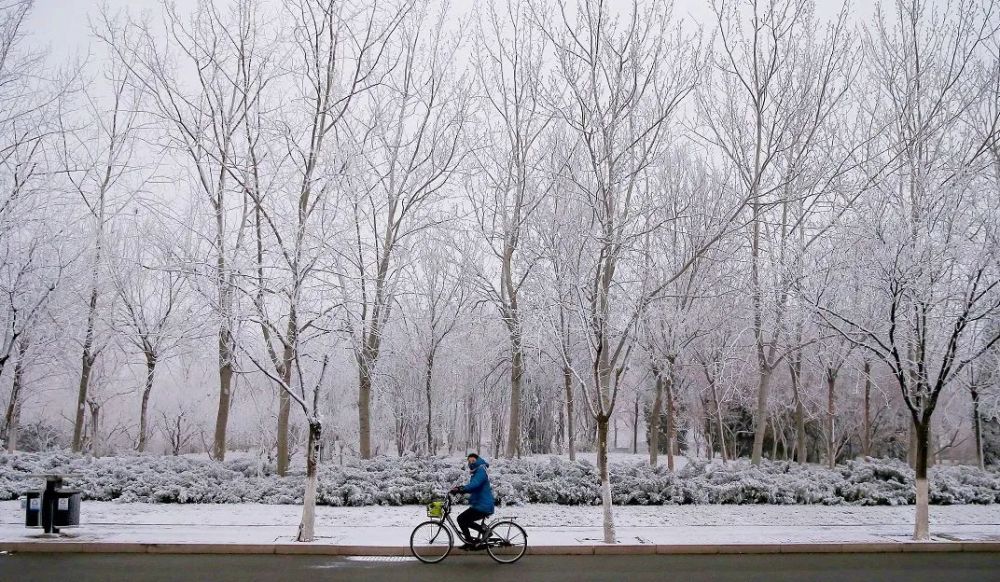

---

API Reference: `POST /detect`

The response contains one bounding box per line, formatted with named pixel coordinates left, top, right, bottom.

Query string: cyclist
left=449, top=453, right=494, bottom=550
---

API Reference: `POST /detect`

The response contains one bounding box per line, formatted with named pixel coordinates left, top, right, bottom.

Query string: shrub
left=1, top=451, right=998, bottom=507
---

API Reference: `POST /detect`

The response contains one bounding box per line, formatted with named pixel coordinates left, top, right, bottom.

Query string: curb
left=2, top=541, right=999, bottom=556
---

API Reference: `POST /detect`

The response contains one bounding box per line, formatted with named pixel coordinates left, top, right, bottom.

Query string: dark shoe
left=459, top=543, right=476, bottom=551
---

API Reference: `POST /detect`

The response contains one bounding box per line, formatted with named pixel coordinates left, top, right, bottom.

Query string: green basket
left=426, top=501, right=445, bottom=518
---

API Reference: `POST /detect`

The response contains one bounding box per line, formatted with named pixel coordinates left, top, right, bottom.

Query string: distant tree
left=468, top=0, right=552, bottom=458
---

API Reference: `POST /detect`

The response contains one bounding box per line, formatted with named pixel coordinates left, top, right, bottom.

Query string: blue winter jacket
left=461, top=458, right=495, bottom=514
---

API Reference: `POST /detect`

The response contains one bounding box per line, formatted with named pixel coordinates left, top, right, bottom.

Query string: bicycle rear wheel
left=410, top=520, right=453, bottom=564
left=486, top=520, right=527, bottom=564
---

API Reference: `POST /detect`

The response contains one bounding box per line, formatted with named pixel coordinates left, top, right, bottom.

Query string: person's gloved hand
left=449, top=486, right=462, bottom=495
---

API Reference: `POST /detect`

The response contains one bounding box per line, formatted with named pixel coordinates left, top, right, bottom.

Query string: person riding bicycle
left=449, top=453, right=494, bottom=550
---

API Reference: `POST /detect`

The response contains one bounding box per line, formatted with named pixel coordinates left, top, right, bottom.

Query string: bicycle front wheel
left=410, top=520, right=453, bottom=564
left=486, top=520, right=527, bottom=564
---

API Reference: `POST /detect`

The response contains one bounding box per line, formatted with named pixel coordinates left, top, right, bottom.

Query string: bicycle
left=409, top=491, right=528, bottom=564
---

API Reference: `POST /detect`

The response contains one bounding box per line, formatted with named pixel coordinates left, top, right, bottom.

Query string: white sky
left=25, top=0, right=879, bottom=63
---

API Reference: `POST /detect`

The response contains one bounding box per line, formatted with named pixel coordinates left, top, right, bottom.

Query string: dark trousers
left=457, top=508, right=490, bottom=542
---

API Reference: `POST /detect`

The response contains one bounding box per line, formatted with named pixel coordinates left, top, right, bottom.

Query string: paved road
left=2, top=552, right=999, bottom=582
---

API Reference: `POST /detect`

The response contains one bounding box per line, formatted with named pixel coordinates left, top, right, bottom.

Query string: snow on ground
left=3, top=501, right=1000, bottom=546
left=6, top=452, right=999, bottom=546
left=4, top=500, right=999, bottom=529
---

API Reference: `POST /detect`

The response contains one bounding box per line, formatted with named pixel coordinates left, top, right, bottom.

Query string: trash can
left=24, top=474, right=83, bottom=534
left=52, top=490, right=81, bottom=528
left=21, top=491, right=42, bottom=528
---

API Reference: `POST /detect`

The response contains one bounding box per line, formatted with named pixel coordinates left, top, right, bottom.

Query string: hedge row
left=2, top=452, right=998, bottom=506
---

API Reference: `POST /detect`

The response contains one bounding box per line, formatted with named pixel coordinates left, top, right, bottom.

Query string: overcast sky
left=26, top=0, right=879, bottom=63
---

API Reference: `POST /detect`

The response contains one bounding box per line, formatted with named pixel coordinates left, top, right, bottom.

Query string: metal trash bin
left=21, top=491, right=42, bottom=528
left=52, top=490, right=81, bottom=528
left=25, top=474, right=83, bottom=534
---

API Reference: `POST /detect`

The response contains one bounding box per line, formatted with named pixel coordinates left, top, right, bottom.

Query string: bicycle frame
left=434, top=493, right=489, bottom=545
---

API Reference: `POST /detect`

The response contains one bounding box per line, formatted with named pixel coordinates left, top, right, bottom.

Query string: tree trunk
left=297, top=419, right=322, bottom=542
left=913, top=418, right=930, bottom=540
left=707, top=370, right=727, bottom=462
left=632, top=394, right=639, bottom=455
left=789, top=356, right=807, bottom=464
left=704, top=410, right=714, bottom=461
left=395, top=412, right=404, bottom=457
left=972, top=387, right=984, bottom=470
left=212, top=331, right=234, bottom=461
left=556, top=397, right=565, bottom=455
left=748, top=188, right=772, bottom=467
left=276, top=314, right=296, bottom=475
left=771, top=414, right=779, bottom=460
left=596, top=415, right=615, bottom=544
left=88, top=400, right=100, bottom=457
left=137, top=352, right=157, bottom=453
left=826, top=367, right=837, bottom=469
left=863, top=359, right=872, bottom=458
left=927, top=424, right=935, bottom=469
left=665, top=367, right=676, bottom=472
left=908, top=422, right=917, bottom=468
left=73, top=350, right=97, bottom=453
left=564, top=364, right=575, bottom=461
left=425, top=351, right=435, bottom=455
left=276, top=389, right=291, bottom=474
left=3, top=345, right=26, bottom=453
left=73, top=240, right=102, bottom=453
left=649, top=365, right=664, bottom=467
left=358, top=355, right=373, bottom=459
left=275, top=350, right=292, bottom=475
left=751, top=367, right=773, bottom=465
left=505, top=332, right=523, bottom=458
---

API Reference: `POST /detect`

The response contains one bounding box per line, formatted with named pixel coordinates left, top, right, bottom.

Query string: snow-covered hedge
left=1, top=452, right=998, bottom=506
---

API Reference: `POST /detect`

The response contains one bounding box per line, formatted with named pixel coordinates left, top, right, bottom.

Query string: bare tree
left=158, top=406, right=199, bottom=456
left=539, top=0, right=701, bottom=543
left=693, top=327, right=747, bottom=463
left=405, top=238, right=469, bottom=454
left=97, top=0, right=268, bottom=461
left=110, top=209, right=191, bottom=453
left=237, top=0, right=404, bottom=475
left=812, top=336, right=856, bottom=468
left=537, top=166, right=584, bottom=461
left=641, top=151, right=728, bottom=469
left=699, top=0, right=861, bottom=465
left=468, top=0, right=553, bottom=458
left=818, top=0, right=1000, bottom=539
left=57, top=42, right=145, bottom=453
left=0, top=2, right=71, bottom=452
left=339, top=0, right=467, bottom=459
left=236, top=0, right=415, bottom=538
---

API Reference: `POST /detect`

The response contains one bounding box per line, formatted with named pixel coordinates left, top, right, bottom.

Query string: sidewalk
left=3, top=501, right=999, bottom=555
